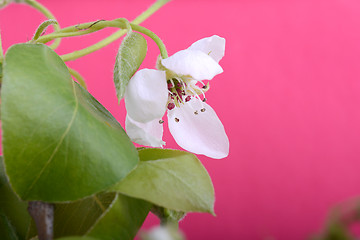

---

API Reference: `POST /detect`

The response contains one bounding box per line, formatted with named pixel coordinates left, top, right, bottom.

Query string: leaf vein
left=24, top=80, right=79, bottom=197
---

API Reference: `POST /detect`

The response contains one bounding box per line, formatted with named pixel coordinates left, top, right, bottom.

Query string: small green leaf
left=0, top=157, right=31, bottom=239
left=111, top=149, right=215, bottom=214
left=52, top=193, right=116, bottom=237
left=86, top=194, right=151, bottom=240
left=1, top=44, right=138, bottom=202
left=33, top=192, right=151, bottom=239
left=114, top=31, right=147, bottom=101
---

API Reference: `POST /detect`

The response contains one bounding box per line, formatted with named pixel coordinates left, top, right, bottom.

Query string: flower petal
left=167, top=98, right=229, bottom=159
left=188, top=35, right=226, bottom=63
left=161, top=50, right=223, bottom=81
left=125, top=69, right=168, bottom=123
left=125, top=115, right=165, bottom=147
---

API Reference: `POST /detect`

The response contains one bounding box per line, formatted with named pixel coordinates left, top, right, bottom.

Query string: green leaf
left=0, top=213, right=19, bottom=240
left=32, top=192, right=151, bottom=239
left=0, top=157, right=31, bottom=239
left=52, top=193, right=116, bottom=237
left=111, top=149, right=215, bottom=214
left=114, top=31, right=147, bottom=101
left=86, top=193, right=151, bottom=240
left=1, top=43, right=138, bottom=202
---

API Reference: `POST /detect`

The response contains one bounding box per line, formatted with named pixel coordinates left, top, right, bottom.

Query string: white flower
left=124, top=35, right=229, bottom=159
left=141, top=225, right=184, bottom=240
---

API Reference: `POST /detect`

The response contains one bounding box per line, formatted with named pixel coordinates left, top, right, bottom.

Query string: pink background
left=1, top=0, right=360, bottom=239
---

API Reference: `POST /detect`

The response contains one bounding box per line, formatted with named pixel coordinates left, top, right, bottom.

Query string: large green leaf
left=1, top=44, right=138, bottom=202
left=114, top=31, right=147, bottom=101
left=0, top=157, right=31, bottom=239
left=111, top=149, right=215, bottom=214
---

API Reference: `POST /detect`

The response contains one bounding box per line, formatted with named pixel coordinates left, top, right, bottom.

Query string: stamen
left=175, top=118, right=180, bottom=122
left=193, top=85, right=206, bottom=99
left=176, top=88, right=183, bottom=96
left=199, top=80, right=205, bottom=86
left=185, top=96, right=191, bottom=102
left=202, top=82, right=210, bottom=92
left=176, top=95, right=183, bottom=104
left=159, top=120, right=164, bottom=124
left=180, top=79, right=187, bottom=89
left=187, top=88, right=196, bottom=96
left=169, top=79, right=175, bottom=89
left=167, top=102, right=175, bottom=110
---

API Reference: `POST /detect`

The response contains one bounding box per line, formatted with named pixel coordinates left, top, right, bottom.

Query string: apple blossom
left=124, top=35, right=229, bottom=159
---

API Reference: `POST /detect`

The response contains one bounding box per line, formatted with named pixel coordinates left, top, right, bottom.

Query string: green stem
left=36, top=19, right=129, bottom=43
left=32, top=19, right=58, bottom=41
left=68, top=68, right=87, bottom=90
left=37, top=19, right=168, bottom=59
left=24, top=0, right=61, bottom=49
left=131, top=24, right=168, bottom=58
left=0, top=31, right=3, bottom=63
left=60, top=0, right=171, bottom=61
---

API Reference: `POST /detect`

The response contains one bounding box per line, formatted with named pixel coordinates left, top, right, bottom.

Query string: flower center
left=166, top=77, right=209, bottom=111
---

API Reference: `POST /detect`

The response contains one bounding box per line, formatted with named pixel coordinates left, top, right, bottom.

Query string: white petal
left=188, top=35, right=226, bottom=63
left=168, top=98, right=229, bottom=159
left=124, top=69, right=168, bottom=123
left=125, top=115, right=165, bottom=147
left=161, top=50, right=223, bottom=81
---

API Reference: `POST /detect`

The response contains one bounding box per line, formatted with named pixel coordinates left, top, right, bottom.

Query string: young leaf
left=111, top=149, right=215, bottom=214
left=114, top=31, right=147, bottom=101
left=1, top=44, right=138, bottom=202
